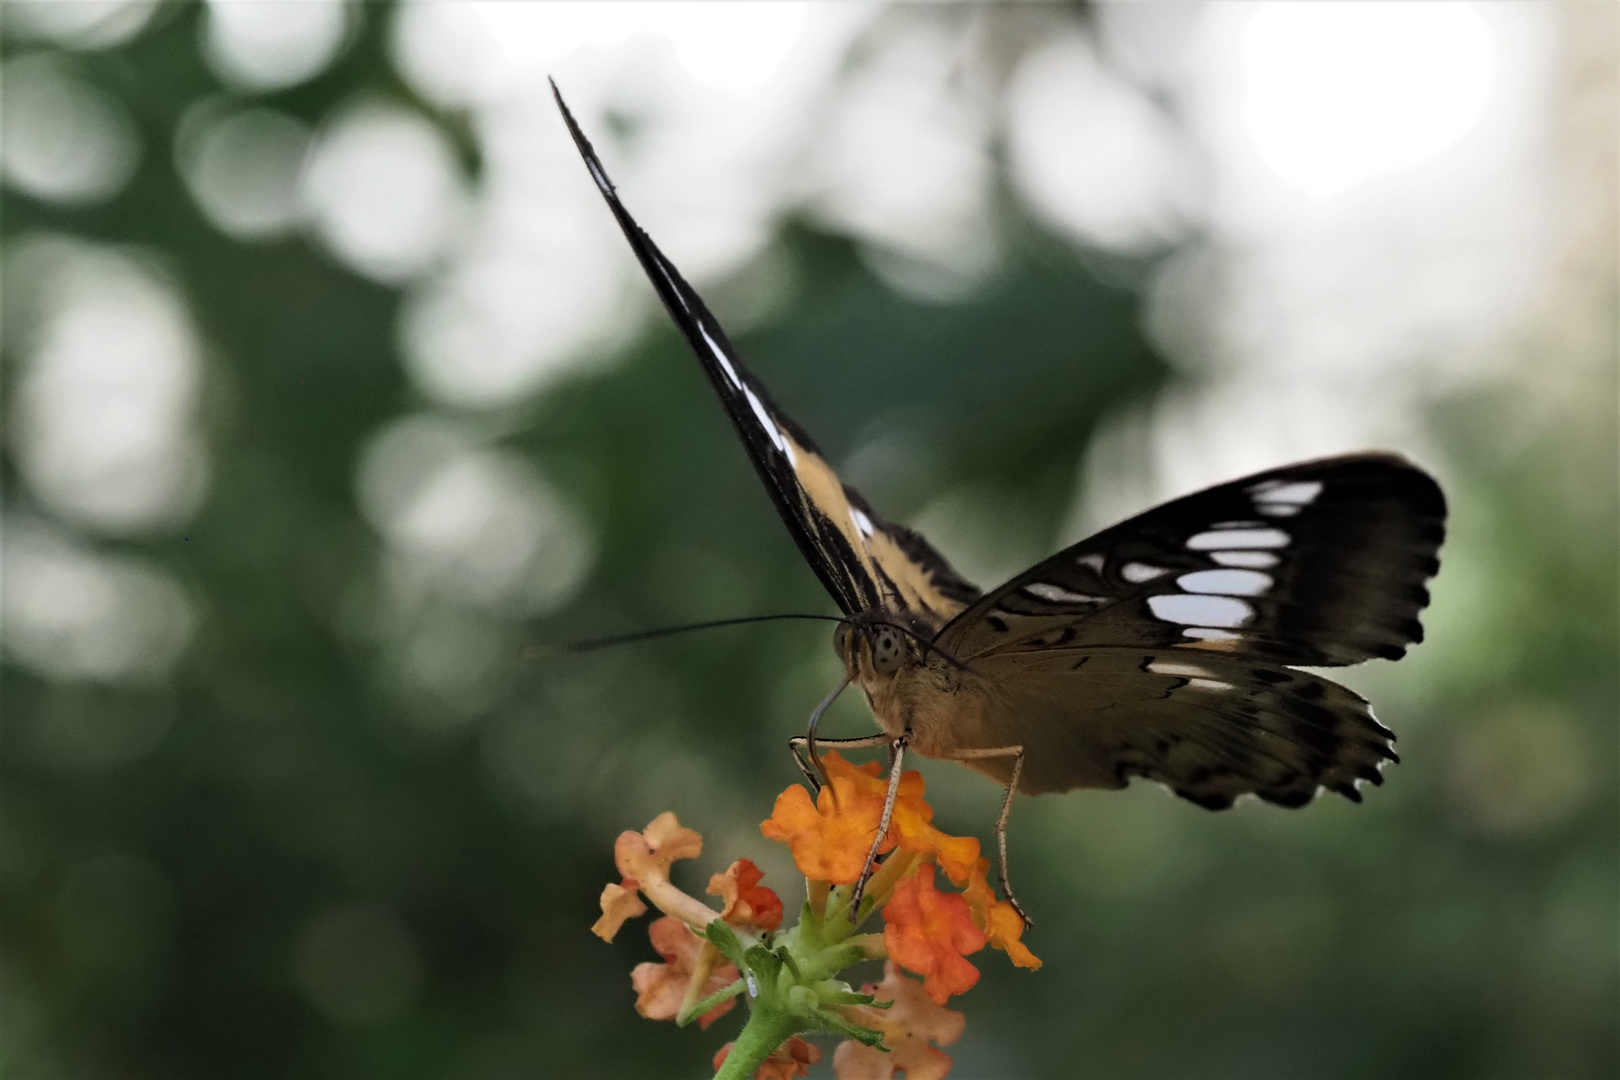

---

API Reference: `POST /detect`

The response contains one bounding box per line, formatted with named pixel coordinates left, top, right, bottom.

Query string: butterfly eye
left=833, top=623, right=852, bottom=659
left=871, top=627, right=903, bottom=674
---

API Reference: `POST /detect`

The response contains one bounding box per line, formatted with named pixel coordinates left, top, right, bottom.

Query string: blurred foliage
left=2, top=5, right=1615, bottom=1080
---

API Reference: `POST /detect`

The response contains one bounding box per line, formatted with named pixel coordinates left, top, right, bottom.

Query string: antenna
left=535, top=613, right=846, bottom=657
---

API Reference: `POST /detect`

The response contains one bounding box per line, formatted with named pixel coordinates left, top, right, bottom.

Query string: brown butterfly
left=553, top=85, right=1445, bottom=922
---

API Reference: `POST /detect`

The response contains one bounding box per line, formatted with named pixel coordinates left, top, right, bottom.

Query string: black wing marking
left=955, top=647, right=1398, bottom=807
left=553, top=83, right=977, bottom=625
left=937, top=453, right=1445, bottom=666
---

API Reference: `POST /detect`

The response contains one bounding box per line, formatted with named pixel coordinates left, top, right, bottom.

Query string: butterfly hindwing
left=555, top=85, right=976, bottom=626
left=956, top=647, right=1397, bottom=806
left=937, top=453, right=1445, bottom=666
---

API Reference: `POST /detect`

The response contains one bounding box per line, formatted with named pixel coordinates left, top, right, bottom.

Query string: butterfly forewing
left=555, top=85, right=976, bottom=628
left=938, top=454, right=1445, bottom=667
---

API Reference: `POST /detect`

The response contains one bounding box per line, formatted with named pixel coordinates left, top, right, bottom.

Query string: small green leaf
left=813, top=942, right=867, bottom=973
left=797, top=899, right=820, bottom=934
left=816, top=990, right=877, bottom=1007
left=676, top=979, right=744, bottom=1028
left=813, top=1008, right=889, bottom=1048
left=777, top=946, right=804, bottom=983
left=704, top=920, right=747, bottom=967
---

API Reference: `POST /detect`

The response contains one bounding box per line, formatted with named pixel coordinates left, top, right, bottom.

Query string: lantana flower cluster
left=592, top=752, right=1040, bottom=1080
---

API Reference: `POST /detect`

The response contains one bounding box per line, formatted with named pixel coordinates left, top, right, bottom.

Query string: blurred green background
left=2, top=3, right=1615, bottom=1078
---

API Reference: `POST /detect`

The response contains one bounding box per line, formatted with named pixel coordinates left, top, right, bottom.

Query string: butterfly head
left=833, top=615, right=926, bottom=683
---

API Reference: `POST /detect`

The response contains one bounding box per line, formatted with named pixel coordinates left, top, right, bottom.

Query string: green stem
left=711, top=1003, right=801, bottom=1080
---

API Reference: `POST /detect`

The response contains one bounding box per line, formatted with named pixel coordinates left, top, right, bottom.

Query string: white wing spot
left=1147, top=593, right=1253, bottom=628
left=1147, top=660, right=1214, bottom=678
left=1121, top=561, right=1170, bottom=583
left=1187, top=528, right=1289, bottom=551
left=1076, top=552, right=1105, bottom=573
left=1147, top=660, right=1233, bottom=690
left=1025, top=582, right=1102, bottom=604
left=1183, top=627, right=1241, bottom=641
left=704, top=328, right=744, bottom=389
left=1211, top=550, right=1279, bottom=569
left=1251, top=480, right=1323, bottom=506
left=1177, top=569, right=1273, bottom=596
left=743, top=387, right=787, bottom=455
left=1211, top=520, right=1263, bottom=529
left=850, top=508, right=875, bottom=537
left=1258, top=503, right=1301, bottom=517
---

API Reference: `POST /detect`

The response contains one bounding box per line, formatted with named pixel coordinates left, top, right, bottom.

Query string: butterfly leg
left=848, top=733, right=908, bottom=922
left=788, top=733, right=891, bottom=793
left=947, top=745, right=1033, bottom=929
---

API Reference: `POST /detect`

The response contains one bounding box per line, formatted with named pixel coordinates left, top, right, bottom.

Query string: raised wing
left=937, top=453, right=1445, bottom=666
left=554, top=84, right=977, bottom=626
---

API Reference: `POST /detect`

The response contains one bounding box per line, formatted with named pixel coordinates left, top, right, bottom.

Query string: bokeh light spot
left=357, top=415, right=594, bottom=614
left=807, top=24, right=996, bottom=300
left=202, top=0, right=350, bottom=92
left=1007, top=33, right=1192, bottom=253
left=2, top=519, right=195, bottom=684
left=302, top=102, right=466, bottom=283
left=6, top=236, right=208, bottom=531
left=393, top=0, right=813, bottom=107
left=1241, top=2, right=1496, bottom=199
left=177, top=104, right=311, bottom=241
left=1, top=0, right=158, bottom=50
left=1, top=52, right=140, bottom=205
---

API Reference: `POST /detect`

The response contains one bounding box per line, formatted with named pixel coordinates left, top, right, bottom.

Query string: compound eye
left=833, top=623, right=851, bottom=658
left=871, top=628, right=903, bottom=674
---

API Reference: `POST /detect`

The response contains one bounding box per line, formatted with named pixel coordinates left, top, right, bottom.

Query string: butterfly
left=553, top=84, right=1445, bottom=918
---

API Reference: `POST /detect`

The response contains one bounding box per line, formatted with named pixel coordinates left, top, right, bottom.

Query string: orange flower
left=882, top=863, right=988, bottom=1004
left=714, top=1036, right=822, bottom=1079
left=834, top=962, right=965, bottom=1080
left=962, top=858, right=1041, bottom=970
left=631, top=915, right=739, bottom=1030
left=591, top=878, right=648, bottom=942
left=761, top=751, right=983, bottom=889
left=708, top=858, right=784, bottom=931
left=616, top=811, right=703, bottom=878
left=885, top=789, right=981, bottom=887
left=761, top=753, right=900, bottom=883
left=603, top=812, right=718, bottom=931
